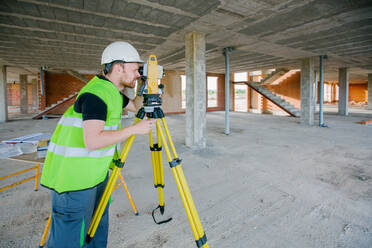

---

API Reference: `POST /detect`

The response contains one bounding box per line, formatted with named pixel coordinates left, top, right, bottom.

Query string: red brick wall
left=7, top=83, right=20, bottom=106
left=42, top=72, right=95, bottom=114
left=349, top=83, right=367, bottom=103
left=7, top=83, right=34, bottom=106
left=46, top=73, right=94, bottom=106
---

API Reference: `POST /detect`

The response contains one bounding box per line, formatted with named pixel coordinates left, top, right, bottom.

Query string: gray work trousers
left=47, top=175, right=109, bottom=248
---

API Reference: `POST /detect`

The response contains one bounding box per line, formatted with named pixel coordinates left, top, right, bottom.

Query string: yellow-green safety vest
left=40, top=76, right=123, bottom=193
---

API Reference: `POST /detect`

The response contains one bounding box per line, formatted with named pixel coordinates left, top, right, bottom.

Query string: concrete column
left=338, top=68, right=349, bottom=116
left=300, top=57, right=315, bottom=125
left=20, top=74, right=28, bottom=114
left=368, top=74, right=372, bottom=110
left=313, top=70, right=318, bottom=114
left=0, top=65, right=8, bottom=123
left=31, top=78, right=38, bottom=111
left=185, top=32, right=206, bottom=148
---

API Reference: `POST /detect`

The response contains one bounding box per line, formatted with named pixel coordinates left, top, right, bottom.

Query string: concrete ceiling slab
left=0, top=0, right=371, bottom=81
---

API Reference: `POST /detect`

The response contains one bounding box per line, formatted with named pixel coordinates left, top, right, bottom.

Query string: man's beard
left=120, top=80, right=135, bottom=89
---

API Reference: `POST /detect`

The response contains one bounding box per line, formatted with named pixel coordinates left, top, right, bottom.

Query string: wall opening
left=234, top=72, right=247, bottom=82
left=207, top=76, right=218, bottom=107
left=234, top=72, right=248, bottom=112
left=234, top=84, right=248, bottom=112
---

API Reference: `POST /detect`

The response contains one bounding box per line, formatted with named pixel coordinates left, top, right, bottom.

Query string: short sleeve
left=74, top=93, right=107, bottom=121
left=122, top=93, right=130, bottom=109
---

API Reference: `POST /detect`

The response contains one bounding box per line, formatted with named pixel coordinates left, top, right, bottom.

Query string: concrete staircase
left=32, top=92, right=79, bottom=119
left=268, top=69, right=300, bottom=85
left=261, top=68, right=289, bottom=85
left=242, top=81, right=300, bottom=117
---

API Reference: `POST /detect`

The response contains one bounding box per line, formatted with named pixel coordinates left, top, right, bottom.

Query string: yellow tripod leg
left=149, top=129, right=158, bottom=189
left=156, top=120, right=209, bottom=248
left=118, top=172, right=139, bottom=215
left=86, top=118, right=140, bottom=243
left=156, top=122, right=165, bottom=210
left=87, top=167, right=120, bottom=241
left=161, top=118, right=207, bottom=242
left=150, top=120, right=171, bottom=224
left=39, top=213, right=51, bottom=248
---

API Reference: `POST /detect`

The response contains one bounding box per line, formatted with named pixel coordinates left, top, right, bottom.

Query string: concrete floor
left=0, top=111, right=372, bottom=247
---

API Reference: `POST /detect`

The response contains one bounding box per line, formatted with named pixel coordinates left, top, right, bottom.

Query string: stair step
left=247, top=81, right=300, bottom=118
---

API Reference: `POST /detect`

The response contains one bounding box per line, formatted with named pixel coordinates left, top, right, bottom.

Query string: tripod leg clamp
left=169, top=158, right=182, bottom=168
left=150, top=144, right=162, bottom=151
left=112, top=159, right=125, bottom=168
left=195, top=234, right=208, bottom=248
left=135, top=107, right=146, bottom=119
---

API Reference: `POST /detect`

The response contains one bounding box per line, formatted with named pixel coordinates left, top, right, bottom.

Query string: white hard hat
left=101, top=41, right=143, bottom=65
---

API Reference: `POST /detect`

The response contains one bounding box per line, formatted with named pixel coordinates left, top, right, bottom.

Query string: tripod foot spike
left=160, top=205, right=165, bottom=215
left=135, top=212, right=139, bottom=216
left=85, top=235, right=92, bottom=244
left=195, top=234, right=208, bottom=248
left=152, top=205, right=172, bottom=225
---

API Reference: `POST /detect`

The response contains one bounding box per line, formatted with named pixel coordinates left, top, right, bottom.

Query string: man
left=40, top=41, right=154, bottom=247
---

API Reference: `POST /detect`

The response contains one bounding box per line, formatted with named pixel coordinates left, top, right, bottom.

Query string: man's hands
left=82, top=118, right=155, bottom=151
left=132, top=119, right=155, bottom=134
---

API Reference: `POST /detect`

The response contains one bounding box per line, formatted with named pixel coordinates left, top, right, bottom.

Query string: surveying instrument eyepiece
left=86, top=54, right=209, bottom=248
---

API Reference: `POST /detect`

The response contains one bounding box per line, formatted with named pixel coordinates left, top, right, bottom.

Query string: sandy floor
left=0, top=110, right=372, bottom=247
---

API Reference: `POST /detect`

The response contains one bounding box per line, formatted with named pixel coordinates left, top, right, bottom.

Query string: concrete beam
left=368, top=73, right=372, bottom=110
left=17, top=0, right=171, bottom=28
left=185, top=31, right=206, bottom=149
left=300, top=57, right=315, bottom=125
left=338, top=68, right=349, bottom=116
left=0, top=65, right=8, bottom=123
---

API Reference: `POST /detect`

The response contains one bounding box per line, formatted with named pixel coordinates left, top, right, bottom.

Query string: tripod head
left=137, top=55, right=165, bottom=113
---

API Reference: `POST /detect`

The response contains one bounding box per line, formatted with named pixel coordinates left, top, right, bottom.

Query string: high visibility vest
left=40, top=76, right=123, bottom=193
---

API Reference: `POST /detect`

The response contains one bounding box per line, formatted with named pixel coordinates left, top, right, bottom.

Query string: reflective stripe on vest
left=48, top=142, right=115, bottom=158
left=58, top=116, right=119, bottom=131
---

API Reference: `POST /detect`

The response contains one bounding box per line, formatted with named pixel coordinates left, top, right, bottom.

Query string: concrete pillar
left=20, top=74, right=28, bottom=114
left=300, top=57, right=315, bottom=125
left=313, top=70, right=318, bottom=114
left=0, top=65, right=8, bottom=123
left=338, top=68, right=349, bottom=116
left=185, top=31, right=206, bottom=148
left=368, top=74, right=372, bottom=110
left=31, top=78, right=38, bottom=111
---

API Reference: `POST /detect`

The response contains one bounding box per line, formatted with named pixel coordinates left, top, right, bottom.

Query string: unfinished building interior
left=0, top=1, right=372, bottom=247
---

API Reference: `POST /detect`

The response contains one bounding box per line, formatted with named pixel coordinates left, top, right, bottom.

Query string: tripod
left=86, top=55, right=209, bottom=248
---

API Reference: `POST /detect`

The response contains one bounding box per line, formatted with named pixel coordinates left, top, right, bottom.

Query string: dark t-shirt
left=74, top=75, right=130, bottom=121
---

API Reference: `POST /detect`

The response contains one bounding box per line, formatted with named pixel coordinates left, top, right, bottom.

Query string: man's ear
left=114, top=63, right=121, bottom=73
left=111, top=63, right=120, bottom=73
